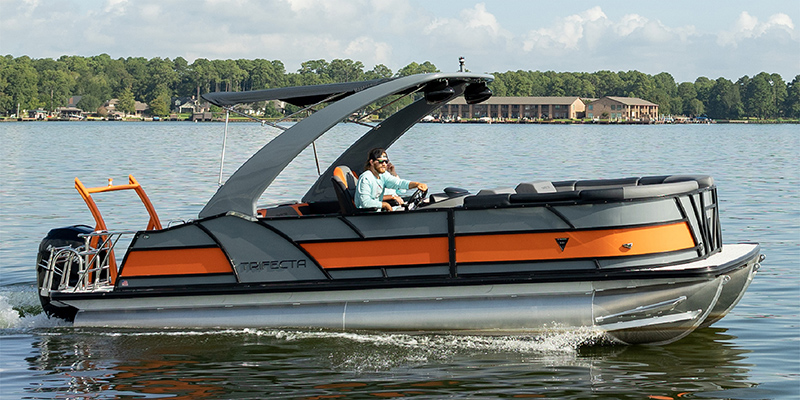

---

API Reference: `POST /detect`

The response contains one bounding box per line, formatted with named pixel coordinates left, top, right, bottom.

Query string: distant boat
left=36, top=72, right=761, bottom=345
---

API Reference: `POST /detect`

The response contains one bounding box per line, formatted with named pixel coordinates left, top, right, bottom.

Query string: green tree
left=650, top=73, right=677, bottom=115
left=677, top=82, right=699, bottom=116
left=148, top=91, right=170, bottom=117
left=365, top=64, right=393, bottom=80
left=396, top=61, right=438, bottom=77
left=706, top=78, right=742, bottom=119
left=35, top=58, right=75, bottom=112
left=0, top=56, right=11, bottom=114
left=247, top=59, right=286, bottom=90
left=4, top=56, right=42, bottom=113
left=745, top=72, right=776, bottom=119
left=118, top=87, right=136, bottom=115
left=125, top=57, right=150, bottom=100
left=190, top=58, right=217, bottom=99
left=298, top=59, right=331, bottom=84
left=592, top=71, right=624, bottom=96
left=620, top=70, right=655, bottom=99
left=545, top=72, right=565, bottom=96
left=327, top=59, right=365, bottom=82
left=769, top=73, right=787, bottom=118
left=784, top=75, right=800, bottom=118
left=172, top=56, right=193, bottom=97
left=144, top=57, right=178, bottom=101
left=693, top=77, right=714, bottom=104
left=502, top=71, right=534, bottom=96
left=686, top=98, right=705, bottom=117
left=76, top=94, right=102, bottom=112
left=212, top=59, right=246, bottom=92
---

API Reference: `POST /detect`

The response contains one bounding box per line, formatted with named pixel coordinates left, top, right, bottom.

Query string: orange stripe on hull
left=456, top=222, right=695, bottom=264
left=302, top=237, right=449, bottom=269
left=121, top=247, right=233, bottom=277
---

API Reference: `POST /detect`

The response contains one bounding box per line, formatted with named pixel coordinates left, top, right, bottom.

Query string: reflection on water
left=22, top=327, right=755, bottom=399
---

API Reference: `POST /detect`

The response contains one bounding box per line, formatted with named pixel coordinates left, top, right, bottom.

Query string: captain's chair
left=331, top=166, right=373, bottom=214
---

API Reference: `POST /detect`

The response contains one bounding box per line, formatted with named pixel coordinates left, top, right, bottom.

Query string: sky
left=1, top=0, right=798, bottom=83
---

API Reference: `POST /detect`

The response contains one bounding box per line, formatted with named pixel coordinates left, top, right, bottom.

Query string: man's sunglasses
left=375, top=158, right=389, bottom=164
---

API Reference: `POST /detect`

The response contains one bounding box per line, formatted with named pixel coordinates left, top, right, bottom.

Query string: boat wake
left=0, top=287, right=69, bottom=330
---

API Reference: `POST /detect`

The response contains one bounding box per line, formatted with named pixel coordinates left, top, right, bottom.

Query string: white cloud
left=522, top=6, right=608, bottom=51
left=718, top=11, right=797, bottom=46
left=103, top=0, right=128, bottom=14
left=615, top=14, right=648, bottom=36
left=344, top=37, right=393, bottom=66
left=421, top=3, right=513, bottom=48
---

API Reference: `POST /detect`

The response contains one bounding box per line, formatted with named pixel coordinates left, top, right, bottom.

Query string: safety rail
left=74, top=175, right=161, bottom=284
left=40, top=230, right=136, bottom=295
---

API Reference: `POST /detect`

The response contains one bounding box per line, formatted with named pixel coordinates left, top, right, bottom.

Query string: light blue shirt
left=355, top=171, right=411, bottom=210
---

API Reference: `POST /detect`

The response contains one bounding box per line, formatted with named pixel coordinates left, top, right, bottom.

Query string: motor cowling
left=35, top=225, right=93, bottom=320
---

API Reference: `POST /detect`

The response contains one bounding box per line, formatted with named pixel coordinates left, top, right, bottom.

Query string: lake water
left=0, top=121, right=797, bottom=399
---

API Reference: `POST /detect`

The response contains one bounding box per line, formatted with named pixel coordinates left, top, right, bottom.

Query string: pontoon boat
left=36, top=72, right=762, bottom=345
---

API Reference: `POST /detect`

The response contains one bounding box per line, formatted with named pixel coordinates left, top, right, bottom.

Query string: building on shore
left=440, top=95, right=659, bottom=122
left=587, top=96, right=659, bottom=121
left=442, top=96, right=586, bottom=120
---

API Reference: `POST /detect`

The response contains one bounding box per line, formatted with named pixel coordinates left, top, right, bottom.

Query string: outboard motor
left=35, top=225, right=93, bottom=320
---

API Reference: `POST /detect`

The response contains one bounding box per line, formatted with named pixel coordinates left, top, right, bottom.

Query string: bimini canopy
left=198, top=72, right=494, bottom=219
left=202, top=79, right=393, bottom=107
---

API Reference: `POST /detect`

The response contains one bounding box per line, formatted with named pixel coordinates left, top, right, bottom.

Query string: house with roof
left=443, top=96, right=586, bottom=120
left=587, top=96, right=659, bottom=121
left=134, top=101, right=149, bottom=117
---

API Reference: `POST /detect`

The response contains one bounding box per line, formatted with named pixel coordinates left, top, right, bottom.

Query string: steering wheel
left=403, top=189, right=428, bottom=211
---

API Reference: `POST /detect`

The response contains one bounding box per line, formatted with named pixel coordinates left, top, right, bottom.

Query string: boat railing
left=74, top=175, right=162, bottom=284
left=40, top=230, right=135, bottom=294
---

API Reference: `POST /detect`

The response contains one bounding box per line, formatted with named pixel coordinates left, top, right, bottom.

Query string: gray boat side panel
left=457, top=260, right=596, bottom=275
left=342, top=294, right=594, bottom=330
left=199, top=215, right=328, bottom=283
left=327, top=269, right=385, bottom=279
left=553, top=199, right=683, bottom=229
left=199, top=72, right=493, bottom=218
left=596, top=248, right=698, bottom=269
left=265, top=217, right=360, bottom=241
left=118, top=274, right=238, bottom=288
left=130, top=224, right=217, bottom=249
left=453, top=207, right=570, bottom=234
left=679, top=196, right=703, bottom=253
left=302, top=84, right=467, bottom=203
left=386, top=265, right=450, bottom=278
left=346, top=211, right=449, bottom=238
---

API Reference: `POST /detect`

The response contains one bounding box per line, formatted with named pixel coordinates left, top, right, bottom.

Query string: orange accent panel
left=302, top=237, right=449, bottom=269
left=333, top=167, right=347, bottom=188
left=121, top=247, right=233, bottom=277
left=456, top=222, right=695, bottom=264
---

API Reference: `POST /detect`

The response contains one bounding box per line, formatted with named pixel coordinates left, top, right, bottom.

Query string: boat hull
left=61, top=243, right=759, bottom=345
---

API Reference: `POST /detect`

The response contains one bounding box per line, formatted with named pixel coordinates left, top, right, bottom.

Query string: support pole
left=218, top=109, right=230, bottom=186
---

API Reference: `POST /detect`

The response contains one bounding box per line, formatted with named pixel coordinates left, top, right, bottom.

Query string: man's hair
left=364, top=147, right=387, bottom=171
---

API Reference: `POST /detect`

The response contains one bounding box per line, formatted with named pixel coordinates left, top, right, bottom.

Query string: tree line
left=1, top=54, right=798, bottom=120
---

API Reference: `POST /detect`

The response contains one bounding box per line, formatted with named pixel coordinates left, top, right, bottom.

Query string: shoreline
left=2, top=118, right=797, bottom=124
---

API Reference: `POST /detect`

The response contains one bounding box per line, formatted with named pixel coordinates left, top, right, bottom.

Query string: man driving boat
left=355, top=148, right=428, bottom=211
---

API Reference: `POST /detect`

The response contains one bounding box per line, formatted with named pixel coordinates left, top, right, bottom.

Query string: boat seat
left=331, top=166, right=376, bottom=214
left=476, top=188, right=515, bottom=195
left=515, top=181, right=557, bottom=194
left=333, top=165, right=358, bottom=189
left=332, top=175, right=358, bottom=214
